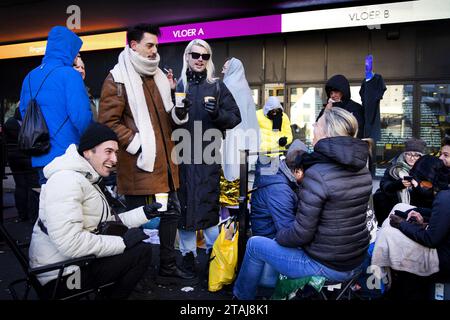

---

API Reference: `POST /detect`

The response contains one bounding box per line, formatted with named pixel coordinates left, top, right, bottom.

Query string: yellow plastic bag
left=208, top=220, right=239, bottom=292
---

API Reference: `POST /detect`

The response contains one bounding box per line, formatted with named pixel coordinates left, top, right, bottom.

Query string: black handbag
left=97, top=219, right=128, bottom=237
left=95, top=185, right=128, bottom=237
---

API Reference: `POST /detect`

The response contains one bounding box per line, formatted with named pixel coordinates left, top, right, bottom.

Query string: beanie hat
left=410, top=155, right=449, bottom=191
left=404, top=138, right=426, bottom=153
left=78, top=122, right=118, bottom=155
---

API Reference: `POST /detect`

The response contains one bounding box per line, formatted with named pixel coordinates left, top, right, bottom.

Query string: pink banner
left=159, top=15, right=281, bottom=44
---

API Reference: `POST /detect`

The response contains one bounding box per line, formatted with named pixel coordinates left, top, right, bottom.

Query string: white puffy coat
left=29, top=144, right=149, bottom=285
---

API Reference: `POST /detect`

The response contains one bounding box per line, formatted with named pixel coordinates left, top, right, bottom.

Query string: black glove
left=143, top=202, right=163, bottom=219
left=121, top=228, right=149, bottom=249
left=204, top=98, right=219, bottom=118
left=389, top=214, right=405, bottom=229
left=175, top=98, right=191, bottom=119
left=278, top=136, right=288, bottom=147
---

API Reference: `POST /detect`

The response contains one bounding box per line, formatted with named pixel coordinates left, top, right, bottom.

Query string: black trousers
left=125, top=191, right=180, bottom=266
left=10, top=167, right=39, bottom=222
left=43, top=243, right=152, bottom=300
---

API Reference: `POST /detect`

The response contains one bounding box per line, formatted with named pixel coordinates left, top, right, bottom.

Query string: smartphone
left=403, top=176, right=413, bottom=181
left=394, top=210, right=408, bottom=219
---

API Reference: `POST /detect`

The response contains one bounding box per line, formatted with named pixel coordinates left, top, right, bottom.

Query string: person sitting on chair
left=28, top=122, right=163, bottom=299
left=233, top=107, right=372, bottom=299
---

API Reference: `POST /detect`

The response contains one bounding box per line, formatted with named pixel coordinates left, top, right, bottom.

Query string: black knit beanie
left=78, top=122, right=118, bottom=155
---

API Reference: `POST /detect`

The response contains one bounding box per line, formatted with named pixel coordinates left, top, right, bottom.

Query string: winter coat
left=29, top=144, right=149, bottom=285
left=317, top=74, right=365, bottom=139
left=19, top=26, right=92, bottom=168
left=379, top=153, right=412, bottom=203
left=99, top=73, right=180, bottom=195
left=276, top=136, right=372, bottom=271
left=256, top=109, right=293, bottom=153
left=176, top=77, right=241, bottom=231
left=399, top=189, right=450, bottom=275
left=250, top=160, right=299, bottom=239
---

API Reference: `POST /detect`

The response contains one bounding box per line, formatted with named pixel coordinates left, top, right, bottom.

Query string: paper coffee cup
left=204, top=96, right=215, bottom=103
left=155, top=193, right=169, bottom=211
left=175, top=92, right=186, bottom=107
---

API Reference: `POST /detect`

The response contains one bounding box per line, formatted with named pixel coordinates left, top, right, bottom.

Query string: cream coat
left=29, top=144, right=149, bottom=285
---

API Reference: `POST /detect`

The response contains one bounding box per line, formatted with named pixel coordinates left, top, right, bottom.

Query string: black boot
left=181, top=252, right=197, bottom=274
left=156, top=262, right=198, bottom=286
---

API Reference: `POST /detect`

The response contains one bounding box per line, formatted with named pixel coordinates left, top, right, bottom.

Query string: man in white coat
left=29, top=122, right=162, bottom=299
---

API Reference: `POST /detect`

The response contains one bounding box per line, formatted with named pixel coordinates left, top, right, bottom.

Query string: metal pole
left=237, top=149, right=249, bottom=270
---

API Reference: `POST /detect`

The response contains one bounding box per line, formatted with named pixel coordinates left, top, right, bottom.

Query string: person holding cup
left=98, top=23, right=196, bottom=286
left=175, top=39, right=241, bottom=275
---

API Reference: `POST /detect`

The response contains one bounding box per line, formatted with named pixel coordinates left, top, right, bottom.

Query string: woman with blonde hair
left=175, top=39, right=241, bottom=275
left=233, top=107, right=372, bottom=299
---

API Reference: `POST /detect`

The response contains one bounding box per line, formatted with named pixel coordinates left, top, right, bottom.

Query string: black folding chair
left=0, top=223, right=114, bottom=300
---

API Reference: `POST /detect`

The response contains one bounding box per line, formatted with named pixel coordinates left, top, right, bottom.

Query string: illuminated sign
left=159, top=15, right=281, bottom=44
left=0, top=0, right=449, bottom=59
left=282, top=0, right=450, bottom=32
left=0, top=32, right=126, bottom=60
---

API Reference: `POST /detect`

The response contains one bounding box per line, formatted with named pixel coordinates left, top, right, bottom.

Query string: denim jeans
left=178, top=225, right=219, bottom=256
left=233, top=236, right=363, bottom=300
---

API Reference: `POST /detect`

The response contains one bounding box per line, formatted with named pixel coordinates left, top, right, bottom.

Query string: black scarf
left=186, top=69, right=207, bottom=84
left=268, top=111, right=283, bottom=131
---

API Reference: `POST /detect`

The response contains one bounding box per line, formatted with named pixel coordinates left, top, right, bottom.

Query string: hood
left=43, top=144, right=100, bottom=183
left=263, top=96, right=283, bottom=116
left=312, top=136, right=369, bottom=171
left=257, top=159, right=297, bottom=188
left=223, top=58, right=246, bottom=85
left=325, top=74, right=351, bottom=102
left=42, top=26, right=82, bottom=66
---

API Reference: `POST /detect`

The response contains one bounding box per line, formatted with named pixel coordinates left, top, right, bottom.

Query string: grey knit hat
left=404, top=138, right=426, bottom=153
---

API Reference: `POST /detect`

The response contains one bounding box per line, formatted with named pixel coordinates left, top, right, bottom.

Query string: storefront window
left=419, top=84, right=450, bottom=154
left=289, top=86, right=324, bottom=151
left=375, top=84, right=414, bottom=176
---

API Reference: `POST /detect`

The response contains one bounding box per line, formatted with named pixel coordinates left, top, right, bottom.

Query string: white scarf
left=110, top=46, right=173, bottom=172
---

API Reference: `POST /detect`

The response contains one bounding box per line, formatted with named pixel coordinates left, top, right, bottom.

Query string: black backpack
left=18, top=67, right=66, bottom=156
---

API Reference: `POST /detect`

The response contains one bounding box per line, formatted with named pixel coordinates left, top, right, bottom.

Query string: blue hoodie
left=20, top=26, right=92, bottom=168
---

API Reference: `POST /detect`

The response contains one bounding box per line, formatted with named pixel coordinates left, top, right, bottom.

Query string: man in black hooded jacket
left=317, top=74, right=365, bottom=139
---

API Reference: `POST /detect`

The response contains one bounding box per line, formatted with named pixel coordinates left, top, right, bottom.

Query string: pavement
left=1, top=168, right=381, bottom=301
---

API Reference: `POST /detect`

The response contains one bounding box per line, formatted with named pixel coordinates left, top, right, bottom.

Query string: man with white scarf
left=99, top=24, right=196, bottom=285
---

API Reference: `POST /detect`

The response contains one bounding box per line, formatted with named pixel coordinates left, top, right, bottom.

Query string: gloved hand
left=143, top=202, right=163, bottom=219
left=278, top=136, right=288, bottom=147
left=175, top=98, right=191, bottom=119
left=204, top=98, right=219, bottom=118
left=121, top=228, right=149, bottom=249
left=389, top=214, right=405, bottom=229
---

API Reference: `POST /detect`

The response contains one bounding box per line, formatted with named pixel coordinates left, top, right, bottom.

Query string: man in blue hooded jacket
left=20, top=26, right=92, bottom=184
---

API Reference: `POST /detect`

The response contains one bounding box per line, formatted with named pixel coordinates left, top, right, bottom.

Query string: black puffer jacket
left=176, top=73, right=241, bottom=231
left=276, top=136, right=372, bottom=271
left=317, top=75, right=365, bottom=139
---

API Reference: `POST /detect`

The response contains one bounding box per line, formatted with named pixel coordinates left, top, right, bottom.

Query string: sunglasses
left=189, top=52, right=211, bottom=60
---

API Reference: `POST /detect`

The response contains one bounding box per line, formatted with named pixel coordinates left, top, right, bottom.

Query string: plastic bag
left=208, top=220, right=239, bottom=292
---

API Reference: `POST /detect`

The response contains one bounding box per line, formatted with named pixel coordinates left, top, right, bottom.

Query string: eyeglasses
left=404, top=152, right=422, bottom=159
left=189, top=52, right=211, bottom=60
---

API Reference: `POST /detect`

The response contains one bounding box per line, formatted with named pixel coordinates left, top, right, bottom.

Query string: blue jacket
left=19, top=26, right=92, bottom=168
left=250, top=160, right=299, bottom=239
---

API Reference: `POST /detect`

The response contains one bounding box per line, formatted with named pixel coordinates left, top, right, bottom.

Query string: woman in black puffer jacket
left=233, top=107, right=372, bottom=300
